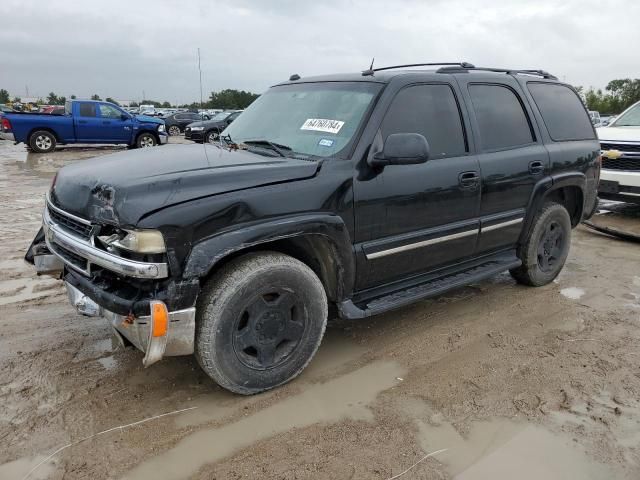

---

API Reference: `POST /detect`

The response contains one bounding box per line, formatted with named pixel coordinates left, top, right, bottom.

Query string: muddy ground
left=0, top=138, right=639, bottom=480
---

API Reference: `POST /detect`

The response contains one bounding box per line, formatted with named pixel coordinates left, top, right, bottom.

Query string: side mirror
left=369, top=133, right=430, bottom=168
left=121, top=114, right=130, bottom=121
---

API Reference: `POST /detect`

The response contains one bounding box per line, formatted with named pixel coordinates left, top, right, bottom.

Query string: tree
left=105, top=97, right=120, bottom=106
left=129, top=101, right=139, bottom=107
left=59, top=96, right=66, bottom=105
left=161, top=101, right=171, bottom=108
left=582, top=78, right=640, bottom=114
left=70, top=95, right=76, bottom=99
left=12, top=96, right=21, bottom=103
left=47, top=92, right=60, bottom=105
left=207, top=89, right=259, bottom=109
left=91, top=94, right=101, bottom=101
left=0, top=89, right=9, bottom=104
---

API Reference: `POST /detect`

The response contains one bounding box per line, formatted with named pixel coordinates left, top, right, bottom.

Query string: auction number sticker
left=300, top=118, right=344, bottom=134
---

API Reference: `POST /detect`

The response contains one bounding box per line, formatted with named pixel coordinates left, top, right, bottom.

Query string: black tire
left=195, top=252, right=328, bottom=395
left=167, top=125, right=181, bottom=136
left=510, top=202, right=571, bottom=286
left=136, top=132, right=157, bottom=148
left=205, top=130, right=219, bottom=144
left=29, top=130, right=56, bottom=153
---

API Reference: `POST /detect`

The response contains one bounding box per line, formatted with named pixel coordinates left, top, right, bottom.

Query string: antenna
left=362, top=57, right=375, bottom=76
left=197, top=48, right=204, bottom=112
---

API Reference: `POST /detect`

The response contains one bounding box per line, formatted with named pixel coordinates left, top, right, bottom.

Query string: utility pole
left=198, top=48, right=204, bottom=111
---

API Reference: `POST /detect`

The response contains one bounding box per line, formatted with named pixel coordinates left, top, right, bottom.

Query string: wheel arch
left=27, top=127, right=60, bottom=144
left=520, top=173, right=586, bottom=243
left=183, top=214, right=355, bottom=302
left=135, top=129, right=160, bottom=145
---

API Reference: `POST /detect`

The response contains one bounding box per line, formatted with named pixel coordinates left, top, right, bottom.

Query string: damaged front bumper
left=65, top=281, right=195, bottom=366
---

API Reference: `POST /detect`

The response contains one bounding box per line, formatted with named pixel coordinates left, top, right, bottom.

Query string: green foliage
left=207, top=89, right=259, bottom=109
left=161, top=101, right=171, bottom=108
left=70, top=95, right=76, bottom=99
left=0, top=89, right=9, bottom=104
left=59, top=96, right=66, bottom=105
left=47, top=92, right=60, bottom=105
left=105, top=97, right=120, bottom=106
left=129, top=101, right=139, bottom=107
left=579, top=79, right=640, bottom=114
left=91, top=94, right=101, bottom=101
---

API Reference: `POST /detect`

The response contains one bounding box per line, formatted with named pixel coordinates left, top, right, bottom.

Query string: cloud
left=0, top=0, right=638, bottom=103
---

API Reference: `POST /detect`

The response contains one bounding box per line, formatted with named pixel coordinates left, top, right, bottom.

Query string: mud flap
left=25, top=227, right=63, bottom=276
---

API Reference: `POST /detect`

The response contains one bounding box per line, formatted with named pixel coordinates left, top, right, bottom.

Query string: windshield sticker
left=318, top=138, right=335, bottom=147
left=301, top=118, right=344, bottom=134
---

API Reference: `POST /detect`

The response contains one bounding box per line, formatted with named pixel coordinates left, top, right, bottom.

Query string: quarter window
left=527, top=83, right=596, bottom=141
left=381, top=84, right=467, bottom=158
left=469, top=84, right=534, bottom=150
left=78, top=103, right=96, bottom=117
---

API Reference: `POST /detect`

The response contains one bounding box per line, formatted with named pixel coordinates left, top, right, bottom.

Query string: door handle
left=529, top=161, right=545, bottom=175
left=459, top=171, right=480, bottom=188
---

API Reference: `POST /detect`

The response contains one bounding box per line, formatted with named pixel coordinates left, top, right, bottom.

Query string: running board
left=338, top=253, right=521, bottom=319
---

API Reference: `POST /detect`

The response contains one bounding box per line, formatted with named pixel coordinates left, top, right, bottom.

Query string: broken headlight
left=99, top=229, right=166, bottom=254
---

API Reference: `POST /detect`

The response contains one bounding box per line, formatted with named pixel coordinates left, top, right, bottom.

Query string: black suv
left=164, top=112, right=210, bottom=136
left=27, top=63, right=600, bottom=394
left=184, top=110, right=242, bottom=143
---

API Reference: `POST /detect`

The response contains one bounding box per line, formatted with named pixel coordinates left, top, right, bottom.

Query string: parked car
left=184, top=110, right=242, bottom=143
left=589, top=110, right=602, bottom=126
left=25, top=63, right=599, bottom=394
left=597, top=101, right=640, bottom=204
left=2, top=100, right=167, bottom=152
left=164, top=112, right=210, bottom=136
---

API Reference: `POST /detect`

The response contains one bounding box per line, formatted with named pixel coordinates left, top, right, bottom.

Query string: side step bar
left=338, top=253, right=521, bottom=319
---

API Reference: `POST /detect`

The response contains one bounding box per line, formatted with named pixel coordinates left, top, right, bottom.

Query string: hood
left=135, top=114, right=164, bottom=124
left=596, top=126, right=640, bottom=142
left=50, top=144, right=319, bottom=226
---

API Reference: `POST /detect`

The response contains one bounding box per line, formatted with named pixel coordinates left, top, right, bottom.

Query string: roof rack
left=436, top=65, right=557, bottom=80
left=361, top=62, right=475, bottom=76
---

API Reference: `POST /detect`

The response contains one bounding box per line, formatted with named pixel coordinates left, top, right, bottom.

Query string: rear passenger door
left=456, top=77, right=549, bottom=254
left=354, top=82, right=481, bottom=290
left=74, top=102, right=103, bottom=142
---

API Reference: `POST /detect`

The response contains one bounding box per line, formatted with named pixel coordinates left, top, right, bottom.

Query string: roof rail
left=362, top=62, right=475, bottom=76
left=436, top=65, right=557, bottom=80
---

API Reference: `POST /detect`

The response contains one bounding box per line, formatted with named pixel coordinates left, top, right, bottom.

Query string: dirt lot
left=1, top=138, right=639, bottom=480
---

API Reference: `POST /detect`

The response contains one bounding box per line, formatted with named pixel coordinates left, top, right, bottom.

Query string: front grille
left=601, top=142, right=640, bottom=153
left=48, top=206, right=93, bottom=239
left=601, top=158, right=640, bottom=171
left=51, top=242, right=89, bottom=272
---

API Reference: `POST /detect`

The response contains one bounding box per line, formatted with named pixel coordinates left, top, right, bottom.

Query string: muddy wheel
left=136, top=132, right=157, bottom=148
left=29, top=130, right=56, bottom=153
left=510, top=202, right=571, bottom=286
left=205, top=130, right=219, bottom=144
left=168, top=125, right=181, bottom=136
left=195, top=252, right=328, bottom=395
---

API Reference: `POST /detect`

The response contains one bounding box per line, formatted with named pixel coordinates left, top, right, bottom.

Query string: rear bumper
left=66, top=281, right=195, bottom=366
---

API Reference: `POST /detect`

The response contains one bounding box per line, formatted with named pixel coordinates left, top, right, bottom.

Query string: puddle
left=97, top=355, right=117, bottom=371
left=560, top=287, right=585, bottom=300
left=403, top=398, right=611, bottom=479
left=124, top=361, right=404, bottom=479
left=0, top=455, right=56, bottom=479
left=175, top=328, right=367, bottom=429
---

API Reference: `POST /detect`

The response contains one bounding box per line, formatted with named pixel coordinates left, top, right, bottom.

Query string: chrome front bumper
left=66, top=282, right=195, bottom=366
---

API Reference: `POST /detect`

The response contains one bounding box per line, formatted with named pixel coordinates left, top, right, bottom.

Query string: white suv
left=596, top=101, right=640, bottom=204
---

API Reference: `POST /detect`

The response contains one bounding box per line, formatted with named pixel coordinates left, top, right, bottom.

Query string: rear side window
left=469, top=84, right=534, bottom=151
left=527, top=83, right=596, bottom=141
left=78, top=103, right=96, bottom=117
left=381, top=84, right=467, bottom=158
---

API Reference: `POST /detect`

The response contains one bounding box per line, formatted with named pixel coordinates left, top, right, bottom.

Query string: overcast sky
left=1, top=0, right=638, bottom=104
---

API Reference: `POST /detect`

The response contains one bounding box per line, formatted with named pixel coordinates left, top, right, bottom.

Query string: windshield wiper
left=242, top=139, right=292, bottom=158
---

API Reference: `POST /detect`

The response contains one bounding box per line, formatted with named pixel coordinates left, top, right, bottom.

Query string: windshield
left=212, top=112, right=231, bottom=121
left=612, top=103, right=640, bottom=127
left=222, top=82, right=382, bottom=158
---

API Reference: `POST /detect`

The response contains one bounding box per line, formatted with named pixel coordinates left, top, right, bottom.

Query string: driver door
left=354, top=83, right=481, bottom=290
left=97, top=103, right=132, bottom=142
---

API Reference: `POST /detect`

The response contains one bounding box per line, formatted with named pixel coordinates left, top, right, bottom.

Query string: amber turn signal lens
left=151, top=301, right=168, bottom=337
